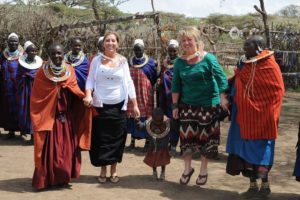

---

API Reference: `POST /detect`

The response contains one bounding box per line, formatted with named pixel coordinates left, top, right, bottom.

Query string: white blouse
left=86, top=55, right=136, bottom=110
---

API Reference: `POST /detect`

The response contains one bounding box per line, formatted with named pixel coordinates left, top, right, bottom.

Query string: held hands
left=133, top=105, right=140, bottom=119
left=220, top=93, right=229, bottom=111
left=172, top=108, right=179, bottom=120
left=83, top=95, right=93, bottom=107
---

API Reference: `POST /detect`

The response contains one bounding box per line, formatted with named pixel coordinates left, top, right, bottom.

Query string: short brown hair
left=103, top=31, right=120, bottom=44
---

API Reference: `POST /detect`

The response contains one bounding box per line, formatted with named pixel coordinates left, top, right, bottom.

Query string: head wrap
left=133, top=39, right=144, bottom=47
left=168, top=39, right=179, bottom=48
left=24, top=41, right=34, bottom=51
left=98, top=36, right=104, bottom=44
left=8, top=32, right=19, bottom=40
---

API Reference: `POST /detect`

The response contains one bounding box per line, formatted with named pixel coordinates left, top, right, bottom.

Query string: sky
left=118, top=0, right=300, bottom=17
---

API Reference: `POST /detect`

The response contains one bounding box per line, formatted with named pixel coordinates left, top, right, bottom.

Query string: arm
left=209, top=54, right=228, bottom=93
left=125, top=60, right=136, bottom=100
left=209, top=54, right=229, bottom=110
left=83, top=57, right=97, bottom=107
left=85, top=56, right=97, bottom=92
left=171, top=60, right=181, bottom=119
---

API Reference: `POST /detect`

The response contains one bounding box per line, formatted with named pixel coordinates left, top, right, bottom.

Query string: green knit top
left=171, top=53, right=228, bottom=106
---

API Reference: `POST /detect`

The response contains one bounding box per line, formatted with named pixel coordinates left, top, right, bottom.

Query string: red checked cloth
left=127, top=68, right=153, bottom=118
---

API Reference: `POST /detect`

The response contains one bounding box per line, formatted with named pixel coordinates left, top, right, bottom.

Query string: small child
left=135, top=108, right=171, bottom=180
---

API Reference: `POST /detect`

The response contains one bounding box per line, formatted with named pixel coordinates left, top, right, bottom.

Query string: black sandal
left=109, top=175, right=120, bottom=183
left=97, top=176, right=107, bottom=184
left=196, top=174, right=208, bottom=185
left=179, top=168, right=194, bottom=185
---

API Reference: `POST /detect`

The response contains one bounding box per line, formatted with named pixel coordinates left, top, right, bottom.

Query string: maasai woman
left=226, top=35, right=285, bottom=197
left=127, top=39, right=157, bottom=149
left=16, top=41, right=43, bottom=140
left=31, top=43, right=92, bottom=190
left=159, top=39, right=180, bottom=155
left=64, top=38, right=89, bottom=91
left=0, top=32, right=22, bottom=138
left=293, top=123, right=300, bottom=182
left=84, top=32, right=140, bottom=184
left=172, top=27, right=228, bottom=186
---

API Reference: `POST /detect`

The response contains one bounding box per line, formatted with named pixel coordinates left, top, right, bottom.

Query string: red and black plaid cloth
left=127, top=68, right=153, bottom=118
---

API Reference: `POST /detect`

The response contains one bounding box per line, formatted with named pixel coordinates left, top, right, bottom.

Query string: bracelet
left=172, top=103, right=179, bottom=109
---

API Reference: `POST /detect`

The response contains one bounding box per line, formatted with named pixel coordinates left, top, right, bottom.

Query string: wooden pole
left=254, top=0, right=272, bottom=49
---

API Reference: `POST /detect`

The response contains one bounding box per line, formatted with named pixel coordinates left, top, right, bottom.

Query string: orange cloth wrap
left=31, top=64, right=92, bottom=168
left=234, top=50, right=285, bottom=140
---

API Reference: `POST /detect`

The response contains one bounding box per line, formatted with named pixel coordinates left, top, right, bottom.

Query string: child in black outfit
left=135, top=108, right=171, bottom=180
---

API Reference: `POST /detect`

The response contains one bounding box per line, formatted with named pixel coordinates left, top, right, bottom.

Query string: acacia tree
left=278, top=5, right=300, bottom=17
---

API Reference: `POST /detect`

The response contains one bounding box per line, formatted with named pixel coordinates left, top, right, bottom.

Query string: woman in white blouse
left=83, top=32, right=140, bottom=184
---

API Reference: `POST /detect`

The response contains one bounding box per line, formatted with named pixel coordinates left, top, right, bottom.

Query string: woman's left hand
left=220, top=93, right=229, bottom=111
left=133, top=106, right=140, bottom=118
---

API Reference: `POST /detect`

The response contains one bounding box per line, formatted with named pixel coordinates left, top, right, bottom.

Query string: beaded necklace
left=64, top=51, right=85, bottom=67
left=130, top=54, right=149, bottom=68
left=19, top=54, right=43, bottom=70
left=3, top=48, right=22, bottom=61
left=43, top=60, right=71, bottom=82
left=99, top=53, right=124, bottom=66
left=146, top=117, right=170, bottom=139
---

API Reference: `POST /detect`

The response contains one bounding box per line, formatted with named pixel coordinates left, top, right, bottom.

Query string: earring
left=258, top=46, right=263, bottom=51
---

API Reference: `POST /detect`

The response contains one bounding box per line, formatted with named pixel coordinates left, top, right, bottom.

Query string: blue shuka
left=226, top=61, right=275, bottom=167
left=16, top=63, right=39, bottom=133
left=65, top=53, right=89, bottom=91
left=0, top=52, right=20, bottom=131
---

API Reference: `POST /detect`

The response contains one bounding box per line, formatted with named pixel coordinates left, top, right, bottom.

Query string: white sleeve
left=85, top=56, right=98, bottom=90
left=124, top=60, right=136, bottom=99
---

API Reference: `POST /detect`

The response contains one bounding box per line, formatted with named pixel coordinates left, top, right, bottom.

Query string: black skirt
left=89, top=101, right=127, bottom=166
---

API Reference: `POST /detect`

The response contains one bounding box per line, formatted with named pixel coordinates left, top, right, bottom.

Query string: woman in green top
left=171, top=27, right=228, bottom=186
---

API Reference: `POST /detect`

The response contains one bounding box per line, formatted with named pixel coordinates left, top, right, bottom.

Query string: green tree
left=277, top=5, right=300, bottom=17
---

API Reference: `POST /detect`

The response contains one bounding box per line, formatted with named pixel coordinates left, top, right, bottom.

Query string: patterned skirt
left=179, top=103, right=222, bottom=158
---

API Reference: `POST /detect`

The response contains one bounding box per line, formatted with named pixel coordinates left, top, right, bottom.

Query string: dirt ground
left=0, top=92, right=300, bottom=200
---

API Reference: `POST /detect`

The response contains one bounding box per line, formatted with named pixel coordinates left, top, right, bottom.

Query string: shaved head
left=48, top=43, right=64, bottom=66
left=48, top=43, right=64, bottom=54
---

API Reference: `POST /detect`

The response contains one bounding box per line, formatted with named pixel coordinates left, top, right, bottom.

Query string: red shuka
left=234, top=50, right=285, bottom=140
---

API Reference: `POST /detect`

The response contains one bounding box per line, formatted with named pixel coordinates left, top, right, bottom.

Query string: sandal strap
left=261, top=182, right=270, bottom=188
left=180, top=168, right=194, bottom=184
left=110, top=175, right=120, bottom=183
left=198, top=174, right=208, bottom=178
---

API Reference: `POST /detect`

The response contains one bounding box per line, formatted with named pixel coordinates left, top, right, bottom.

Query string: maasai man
left=0, top=32, right=22, bottom=138
left=158, top=39, right=180, bottom=155
left=30, top=43, right=92, bottom=190
left=16, top=41, right=43, bottom=140
left=226, top=35, right=284, bottom=197
left=127, top=38, right=157, bottom=150
left=64, top=38, right=89, bottom=91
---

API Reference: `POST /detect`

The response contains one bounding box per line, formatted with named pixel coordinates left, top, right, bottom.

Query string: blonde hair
left=178, top=26, right=204, bottom=52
